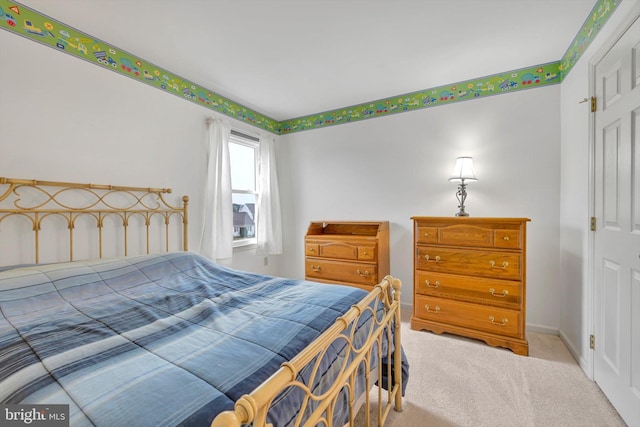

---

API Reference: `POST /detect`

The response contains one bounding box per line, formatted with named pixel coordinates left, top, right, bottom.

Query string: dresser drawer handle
left=489, top=315, right=508, bottom=326
left=356, top=269, right=370, bottom=277
left=424, top=304, right=440, bottom=314
left=503, top=236, right=510, bottom=241
left=310, top=265, right=321, bottom=272
left=489, top=288, right=509, bottom=297
left=425, top=255, right=441, bottom=263
left=489, top=260, right=508, bottom=269
left=425, top=280, right=440, bottom=288
left=308, top=248, right=315, bottom=252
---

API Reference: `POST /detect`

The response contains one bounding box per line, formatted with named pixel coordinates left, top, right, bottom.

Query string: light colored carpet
left=357, top=310, right=626, bottom=427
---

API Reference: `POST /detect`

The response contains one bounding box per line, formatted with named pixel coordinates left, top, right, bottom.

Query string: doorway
left=592, top=11, right=640, bottom=427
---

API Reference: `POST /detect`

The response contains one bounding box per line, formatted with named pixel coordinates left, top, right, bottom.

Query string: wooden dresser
left=411, top=217, right=530, bottom=356
left=304, top=221, right=390, bottom=292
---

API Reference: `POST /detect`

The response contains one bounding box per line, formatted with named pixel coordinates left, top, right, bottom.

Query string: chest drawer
left=415, top=223, right=523, bottom=249
left=415, top=271, right=521, bottom=308
left=416, top=226, right=439, bottom=244
left=415, top=295, right=521, bottom=338
left=438, top=224, right=493, bottom=247
left=416, top=246, right=522, bottom=280
left=494, top=229, right=521, bottom=249
left=305, top=259, right=378, bottom=286
left=305, top=240, right=377, bottom=261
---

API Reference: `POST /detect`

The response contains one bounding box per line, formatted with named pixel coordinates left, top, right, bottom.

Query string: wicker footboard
left=211, top=275, right=403, bottom=427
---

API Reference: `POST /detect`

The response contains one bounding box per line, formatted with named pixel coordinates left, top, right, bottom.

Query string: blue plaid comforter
left=0, top=252, right=377, bottom=426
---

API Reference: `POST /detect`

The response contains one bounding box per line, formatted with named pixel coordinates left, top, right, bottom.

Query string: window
left=229, top=131, right=259, bottom=247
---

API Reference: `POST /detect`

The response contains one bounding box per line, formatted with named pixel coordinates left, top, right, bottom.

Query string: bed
left=0, top=178, right=405, bottom=427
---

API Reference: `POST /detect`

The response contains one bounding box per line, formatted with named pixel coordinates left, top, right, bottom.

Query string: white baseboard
left=400, top=302, right=412, bottom=313
left=558, top=329, right=592, bottom=379
left=525, top=322, right=559, bottom=335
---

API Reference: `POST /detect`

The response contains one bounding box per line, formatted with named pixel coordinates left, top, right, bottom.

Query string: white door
left=593, top=14, right=640, bottom=427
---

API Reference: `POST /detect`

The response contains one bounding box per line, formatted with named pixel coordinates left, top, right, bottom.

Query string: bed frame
left=0, top=178, right=403, bottom=427
left=0, top=177, right=189, bottom=263
left=212, top=274, right=404, bottom=427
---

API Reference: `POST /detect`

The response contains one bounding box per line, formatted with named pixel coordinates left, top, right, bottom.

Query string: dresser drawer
left=414, top=221, right=524, bottom=249
left=416, top=226, right=439, bottom=244
left=357, top=246, right=376, bottom=261
left=317, top=240, right=358, bottom=259
left=438, top=224, right=493, bottom=247
left=305, top=243, right=320, bottom=257
left=414, top=271, right=521, bottom=308
left=305, top=239, right=377, bottom=261
left=305, top=259, right=378, bottom=286
left=415, top=295, right=521, bottom=338
left=494, top=229, right=521, bottom=249
left=416, top=246, right=522, bottom=280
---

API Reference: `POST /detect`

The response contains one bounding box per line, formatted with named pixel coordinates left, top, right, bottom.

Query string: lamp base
left=454, top=182, right=471, bottom=217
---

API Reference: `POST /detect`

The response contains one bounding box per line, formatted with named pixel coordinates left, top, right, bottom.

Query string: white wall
left=277, top=88, right=562, bottom=331
left=0, top=30, right=279, bottom=274
left=2, top=16, right=566, bottom=333
left=558, top=0, right=640, bottom=374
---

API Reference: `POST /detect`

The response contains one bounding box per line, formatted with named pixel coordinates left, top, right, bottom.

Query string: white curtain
left=256, top=132, right=283, bottom=255
left=199, top=117, right=233, bottom=261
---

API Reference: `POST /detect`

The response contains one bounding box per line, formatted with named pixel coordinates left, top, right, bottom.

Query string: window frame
left=229, top=130, right=259, bottom=249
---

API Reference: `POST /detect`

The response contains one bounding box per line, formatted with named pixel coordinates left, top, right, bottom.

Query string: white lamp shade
left=449, top=156, right=478, bottom=182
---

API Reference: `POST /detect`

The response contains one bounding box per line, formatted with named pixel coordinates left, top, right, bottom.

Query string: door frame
left=587, top=1, right=640, bottom=380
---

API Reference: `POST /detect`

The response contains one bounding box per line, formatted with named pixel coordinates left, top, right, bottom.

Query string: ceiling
left=17, top=0, right=597, bottom=121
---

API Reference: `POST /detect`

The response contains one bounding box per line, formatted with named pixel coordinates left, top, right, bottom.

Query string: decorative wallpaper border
left=0, top=0, right=622, bottom=135
left=279, top=62, right=562, bottom=134
left=280, top=0, right=621, bottom=134
left=0, top=0, right=281, bottom=133
left=560, top=0, right=621, bottom=78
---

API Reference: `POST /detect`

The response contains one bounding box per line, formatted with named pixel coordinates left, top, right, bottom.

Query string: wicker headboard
left=0, top=178, right=189, bottom=266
